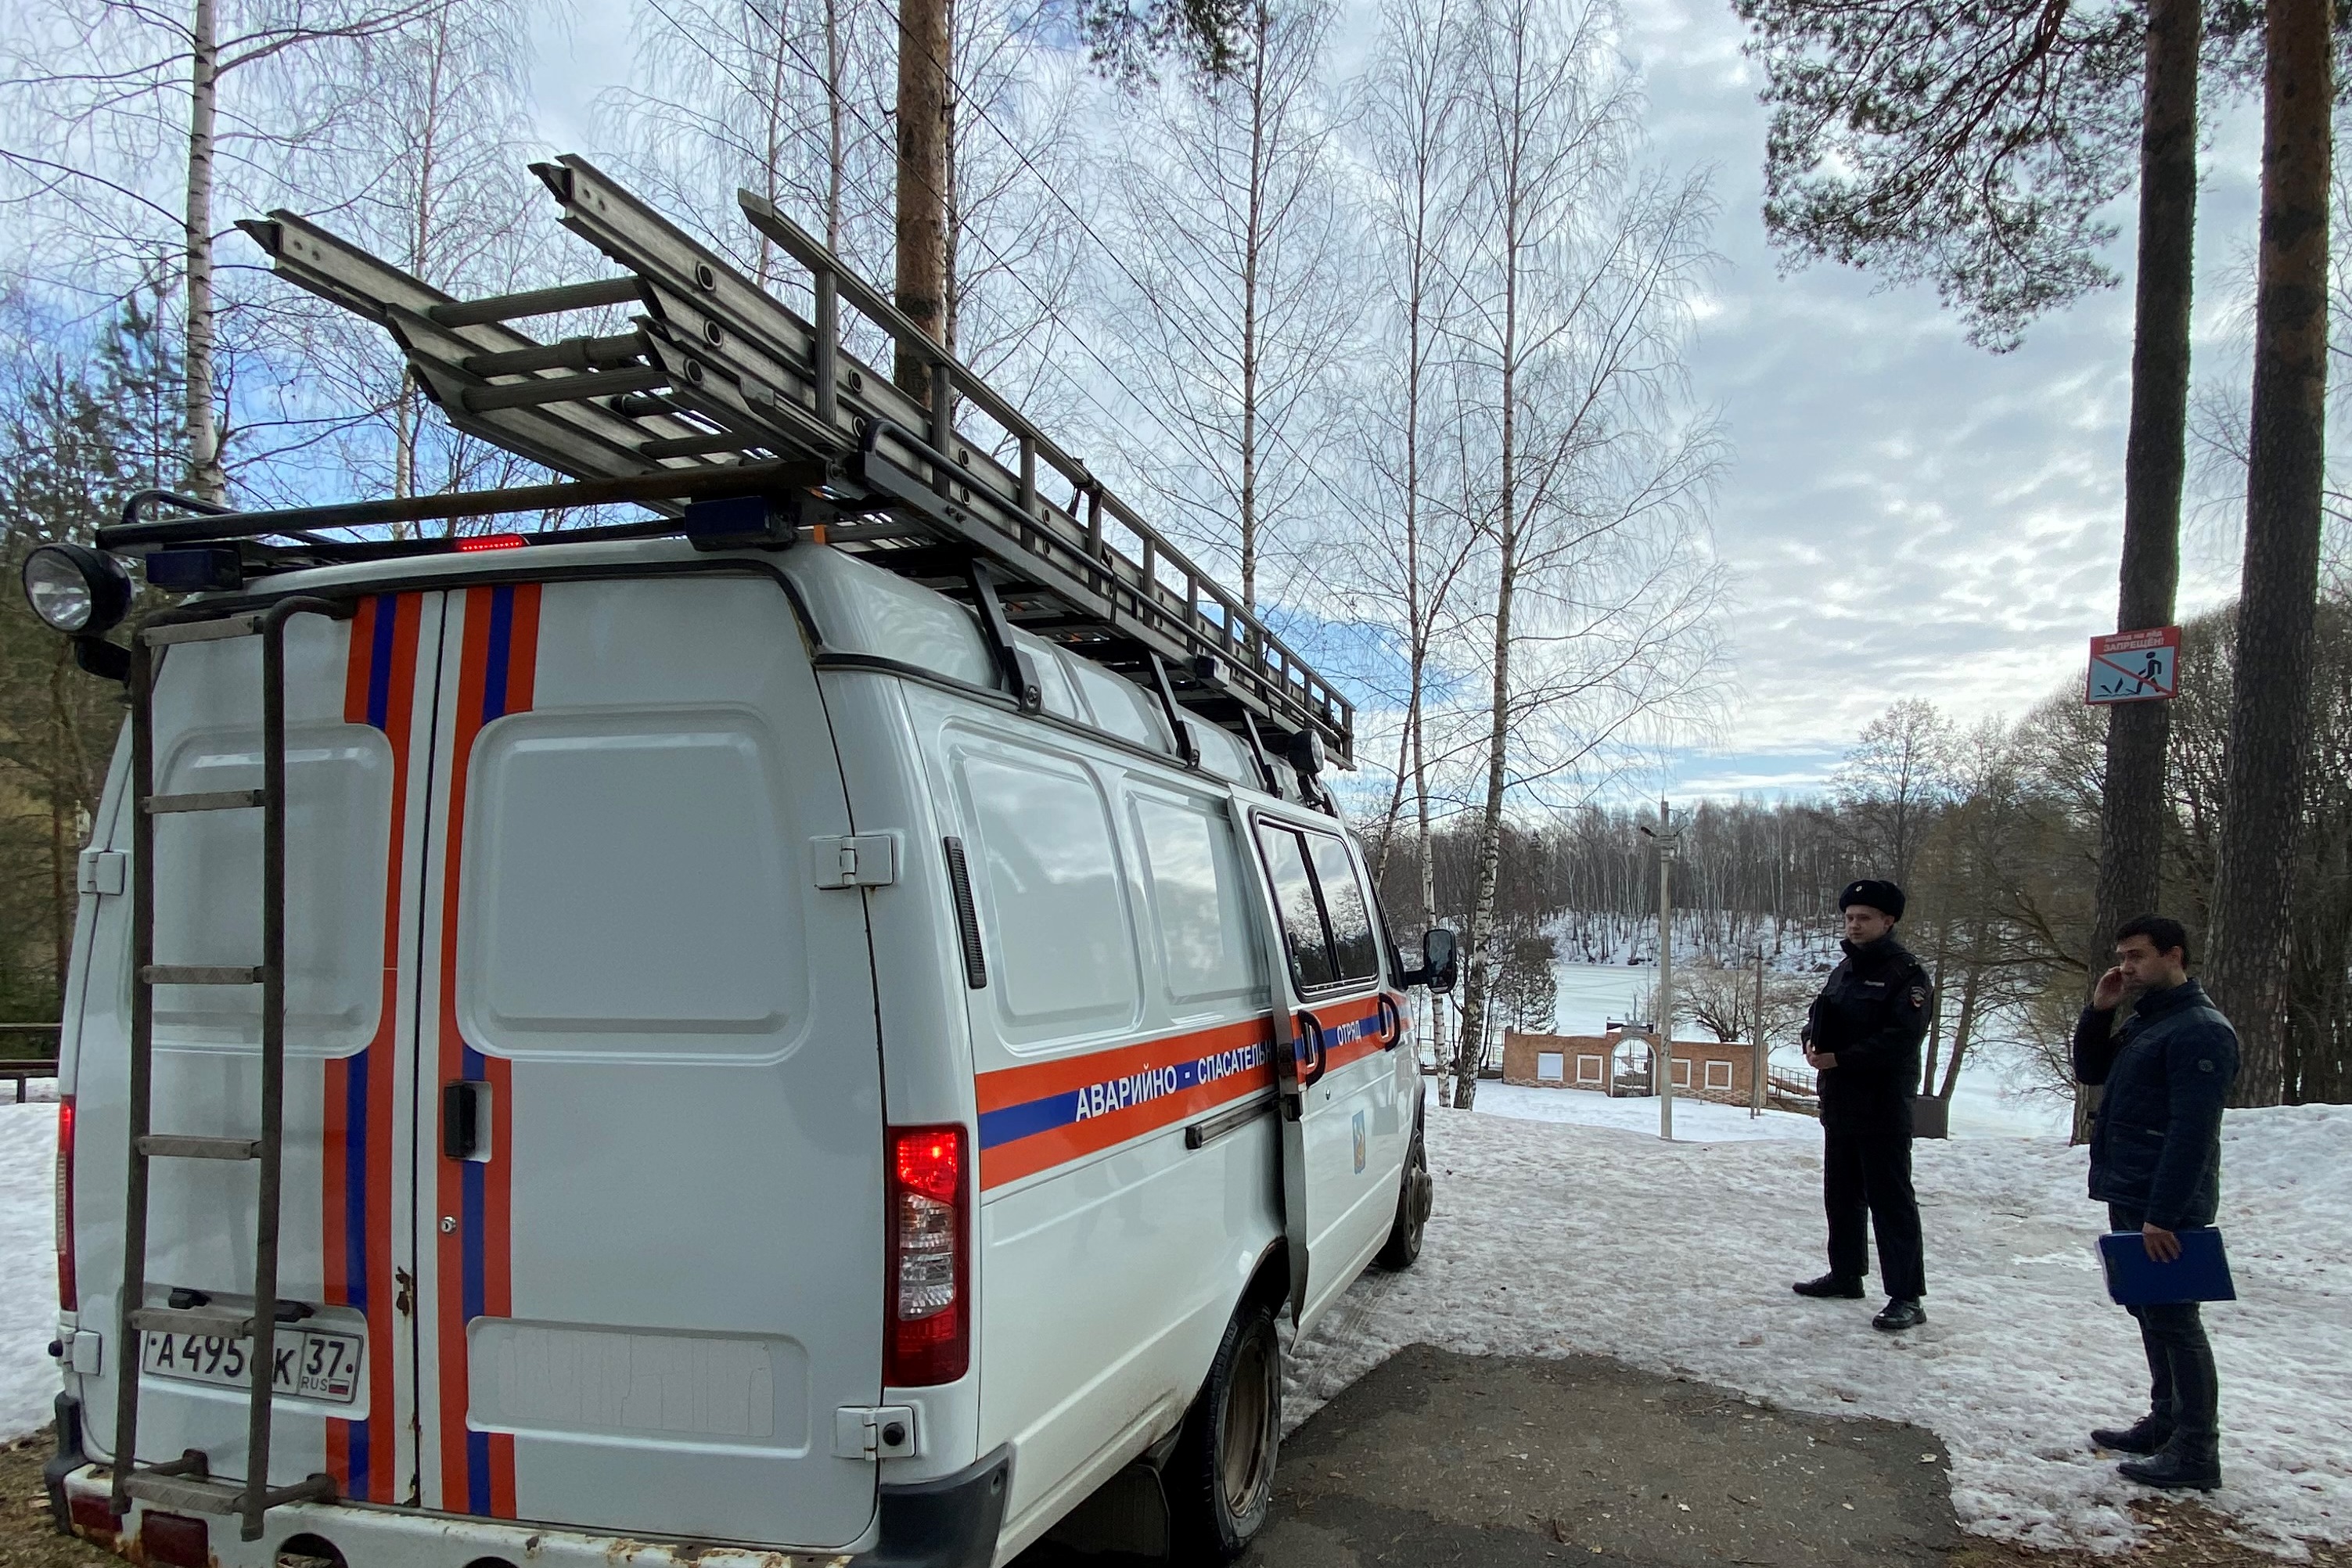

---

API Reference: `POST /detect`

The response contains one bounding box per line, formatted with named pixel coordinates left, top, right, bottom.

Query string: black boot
left=1793, top=1273, right=1865, bottom=1299
left=2118, top=1444, right=2221, bottom=1491
left=1872, top=1298, right=1926, bottom=1332
left=2091, top=1415, right=2174, bottom=1456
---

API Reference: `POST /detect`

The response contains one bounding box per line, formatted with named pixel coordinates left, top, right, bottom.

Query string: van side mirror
left=1412, top=928, right=1458, bottom=993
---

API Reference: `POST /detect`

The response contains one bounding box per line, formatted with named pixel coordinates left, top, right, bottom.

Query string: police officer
left=1792, top=879, right=1932, bottom=1331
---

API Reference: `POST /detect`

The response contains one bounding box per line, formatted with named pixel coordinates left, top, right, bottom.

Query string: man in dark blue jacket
left=1792, top=879, right=1933, bottom=1332
left=2073, top=914, right=2239, bottom=1491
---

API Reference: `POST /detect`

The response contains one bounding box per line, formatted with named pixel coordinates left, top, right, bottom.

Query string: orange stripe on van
left=974, top=1016, right=1277, bottom=1113
left=325, top=592, right=423, bottom=1502
left=972, top=996, right=1399, bottom=1190
left=434, top=585, right=535, bottom=1519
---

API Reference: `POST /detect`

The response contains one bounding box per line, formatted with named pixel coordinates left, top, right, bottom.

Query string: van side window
left=1255, top=825, right=1337, bottom=991
left=1131, top=795, right=1261, bottom=1004
left=1305, top=834, right=1380, bottom=984
left=958, top=750, right=1140, bottom=1029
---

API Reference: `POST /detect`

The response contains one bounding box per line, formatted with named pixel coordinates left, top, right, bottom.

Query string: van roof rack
left=96, top=155, right=1353, bottom=768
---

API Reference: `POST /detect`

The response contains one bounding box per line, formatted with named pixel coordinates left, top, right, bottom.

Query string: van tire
left=1375, top=1122, right=1430, bottom=1270
left=1167, top=1296, right=1281, bottom=1562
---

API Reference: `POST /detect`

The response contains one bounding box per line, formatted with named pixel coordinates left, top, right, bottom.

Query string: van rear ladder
left=110, top=599, right=347, bottom=1541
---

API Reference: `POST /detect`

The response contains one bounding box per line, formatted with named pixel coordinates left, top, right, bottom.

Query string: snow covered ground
left=2, top=1102, right=60, bottom=1440
left=1289, top=1092, right=2352, bottom=1556
left=1469, top=1080, right=1820, bottom=1143
left=8, top=1090, right=2346, bottom=1555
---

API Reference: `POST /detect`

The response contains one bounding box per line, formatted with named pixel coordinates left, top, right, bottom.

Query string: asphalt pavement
left=1025, top=1343, right=1958, bottom=1568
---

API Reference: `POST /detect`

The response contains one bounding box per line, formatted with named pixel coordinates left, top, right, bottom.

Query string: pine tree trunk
left=2206, top=0, right=2332, bottom=1107
left=183, top=0, right=225, bottom=502
left=2088, top=0, right=2198, bottom=989
left=894, top=0, right=951, bottom=390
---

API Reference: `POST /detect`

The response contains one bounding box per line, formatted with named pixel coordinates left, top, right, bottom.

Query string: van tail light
left=56, top=1095, right=76, bottom=1311
left=885, top=1125, right=968, bottom=1385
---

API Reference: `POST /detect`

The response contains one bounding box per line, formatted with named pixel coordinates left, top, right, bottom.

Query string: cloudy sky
left=530, top=0, right=2270, bottom=804
left=1615, top=0, right=2263, bottom=799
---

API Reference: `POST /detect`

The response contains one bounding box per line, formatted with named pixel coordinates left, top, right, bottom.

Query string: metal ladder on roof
left=224, top=153, right=1354, bottom=773
left=111, top=599, right=347, bottom=1542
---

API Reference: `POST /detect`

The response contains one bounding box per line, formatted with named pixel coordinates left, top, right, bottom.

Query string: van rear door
left=409, top=576, right=884, bottom=1548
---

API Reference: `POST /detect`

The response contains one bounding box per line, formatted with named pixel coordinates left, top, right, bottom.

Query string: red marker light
left=455, top=533, right=527, bottom=552
left=56, top=1095, right=75, bottom=1311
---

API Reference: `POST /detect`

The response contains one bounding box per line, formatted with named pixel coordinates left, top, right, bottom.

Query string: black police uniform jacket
left=1805, top=934, right=1932, bottom=1133
left=2070, top=980, right=2239, bottom=1231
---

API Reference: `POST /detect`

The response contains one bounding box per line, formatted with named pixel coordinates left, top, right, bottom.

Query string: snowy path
left=1287, top=1095, right=2352, bottom=1555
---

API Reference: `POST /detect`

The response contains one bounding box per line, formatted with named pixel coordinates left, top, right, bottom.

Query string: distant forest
left=1364, top=592, right=2352, bottom=1117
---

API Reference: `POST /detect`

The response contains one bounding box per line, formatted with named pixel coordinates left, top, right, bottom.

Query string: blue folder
left=2097, top=1228, right=2236, bottom=1307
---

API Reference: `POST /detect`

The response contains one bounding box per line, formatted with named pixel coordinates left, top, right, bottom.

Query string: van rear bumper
left=50, top=1440, right=1008, bottom=1568
left=865, top=1448, right=1010, bottom=1568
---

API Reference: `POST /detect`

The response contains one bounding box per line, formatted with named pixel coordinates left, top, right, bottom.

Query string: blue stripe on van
left=366, top=594, right=397, bottom=728
left=341, top=1046, right=370, bottom=1487
left=978, top=1044, right=1271, bottom=1151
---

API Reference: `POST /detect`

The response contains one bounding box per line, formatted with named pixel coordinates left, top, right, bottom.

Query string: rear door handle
left=442, top=1081, right=491, bottom=1160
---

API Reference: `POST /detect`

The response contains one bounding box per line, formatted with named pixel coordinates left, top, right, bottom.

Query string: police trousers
left=2109, top=1203, right=2220, bottom=1456
left=1823, top=1121, right=1926, bottom=1300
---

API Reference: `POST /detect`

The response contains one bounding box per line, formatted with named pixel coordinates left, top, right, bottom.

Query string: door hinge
left=77, top=849, right=126, bottom=897
left=812, top=833, right=899, bottom=889
left=833, top=1404, right=918, bottom=1459
left=52, top=1326, right=103, bottom=1375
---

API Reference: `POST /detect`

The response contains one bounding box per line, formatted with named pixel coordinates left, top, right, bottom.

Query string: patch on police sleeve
left=1908, top=985, right=1929, bottom=1008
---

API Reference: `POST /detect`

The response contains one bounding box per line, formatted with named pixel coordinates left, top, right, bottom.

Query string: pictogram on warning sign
left=2086, top=625, right=2181, bottom=705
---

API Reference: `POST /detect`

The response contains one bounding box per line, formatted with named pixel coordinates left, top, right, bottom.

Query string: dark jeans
left=2109, top=1204, right=2221, bottom=1456
left=1823, top=1122, right=1926, bottom=1300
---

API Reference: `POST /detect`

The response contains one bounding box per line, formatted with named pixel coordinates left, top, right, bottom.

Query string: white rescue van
left=24, top=154, right=1457, bottom=1568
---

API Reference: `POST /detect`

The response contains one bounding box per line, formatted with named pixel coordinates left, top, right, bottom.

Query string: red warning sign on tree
left=2086, top=625, right=2181, bottom=704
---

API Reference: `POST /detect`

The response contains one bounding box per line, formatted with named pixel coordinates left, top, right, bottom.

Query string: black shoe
left=2091, top=1415, right=2174, bottom=1456
left=2118, top=1447, right=2221, bottom=1491
left=1793, top=1273, right=1866, bottom=1299
left=1872, top=1298, right=1926, bottom=1332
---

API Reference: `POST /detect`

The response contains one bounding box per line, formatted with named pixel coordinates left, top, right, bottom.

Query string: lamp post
left=1641, top=797, right=1681, bottom=1142
left=1750, top=945, right=1767, bottom=1119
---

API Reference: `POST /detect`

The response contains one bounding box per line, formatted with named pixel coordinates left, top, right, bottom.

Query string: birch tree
left=1104, top=0, right=1357, bottom=613
left=1, top=0, right=452, bottom=503
left=286, top=0, right=560, bottom=507
left=1444, top=0, right=1727, bottom=1110
left=604, top=0, right=897, bottom=292
left=1350, top=0, right=1480, bottom=1091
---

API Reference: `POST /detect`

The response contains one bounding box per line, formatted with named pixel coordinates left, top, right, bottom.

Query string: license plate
left=141, top=1326, right=364, bottom=1404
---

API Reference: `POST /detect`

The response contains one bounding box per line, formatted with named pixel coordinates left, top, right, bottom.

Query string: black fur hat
left=1839, top=879, right=1906, bottom=921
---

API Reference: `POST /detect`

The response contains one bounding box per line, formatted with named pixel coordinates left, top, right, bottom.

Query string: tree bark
left=825, top=0, right=846, bottom=253
left=183, top=0, right=225, bottom=502
left=1237, top=0, right=1271, bottom=614
left=2206, top=0, right=2332, bottom=1107
left=1450, top=101, right=1523, bottom=1113
left=894, top=0, right=951, bottom=390
left=2088, top=0, right=2197, bottom=991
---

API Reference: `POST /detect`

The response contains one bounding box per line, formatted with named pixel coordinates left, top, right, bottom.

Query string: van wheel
left=1168, top=1296, right=1281, bottom=1562
left=1376, top=1123, right=1430, bottom=1270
